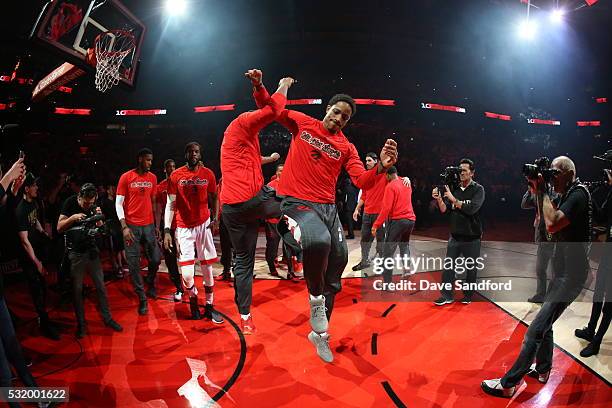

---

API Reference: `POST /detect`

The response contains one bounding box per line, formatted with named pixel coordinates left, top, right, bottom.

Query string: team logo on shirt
left=178, top=178, right=209, bottom=186
left=130, top=181, right=153, bottom=193
left=130, top=181, right=153, bottom=188
left=300, top=131, right=341, bottom=160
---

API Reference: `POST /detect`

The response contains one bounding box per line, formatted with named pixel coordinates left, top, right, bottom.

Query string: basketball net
left=94, top=30, right=135, bottom=92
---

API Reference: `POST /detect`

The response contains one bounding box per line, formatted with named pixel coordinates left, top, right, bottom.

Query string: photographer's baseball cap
left=23, top=172, right=39, bottom=187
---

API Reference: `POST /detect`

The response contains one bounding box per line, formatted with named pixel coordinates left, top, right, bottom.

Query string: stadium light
left=550, top=9, right=565, bottom=23
left=165, top=0, right=187, bottom=16
left=518, top=19, right=537, bottom=40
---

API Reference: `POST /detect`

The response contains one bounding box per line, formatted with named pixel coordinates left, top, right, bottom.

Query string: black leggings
left=279, top=197, right=348, bottom=321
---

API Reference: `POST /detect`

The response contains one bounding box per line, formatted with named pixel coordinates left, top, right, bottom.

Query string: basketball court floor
left=7, top=231, right=610, bottom=407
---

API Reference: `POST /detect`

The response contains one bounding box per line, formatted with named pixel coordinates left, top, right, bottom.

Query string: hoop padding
left=94, top=30, right=135, bottom=92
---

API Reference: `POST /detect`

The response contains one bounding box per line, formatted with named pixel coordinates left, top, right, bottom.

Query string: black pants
left=124, top=224, right=161, bottom=301
left=534, top=239, right=554, bottom=297
left=279, top=197, right=347, bottom=321
left=342, top=210, right=355, bottom=237
left=219, top=217, right=233, bottom=273
left=161, top=228, right=182, bottom=292
left=382, top=219, right=415, bottom=282
left=360, top=212, right=385, bottom=262
left=440, top=236, right=481, bottom=299
left=586, top=246, right=612, bottom=344
left=501, top=274, right=587, bottom=387
left=68, top=250, right=112, bottom=326
left=18, top=256, right=48, bottom=319
left=222, top=186, right=281, bottom=315
left=265, top=222, right=294, bottom=273
left=0, top=296, right=37, bottom=408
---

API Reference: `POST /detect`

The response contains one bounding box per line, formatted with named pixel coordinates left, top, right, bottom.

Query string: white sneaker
left=308, top=331, right=333, bottom=363
left=173, top=290, right=183, bottom=302
left=527, top=363, right=551, bottom=384
left=309, top=296, right=328, bottom=333
left=481, top=378, right=516, bottom=398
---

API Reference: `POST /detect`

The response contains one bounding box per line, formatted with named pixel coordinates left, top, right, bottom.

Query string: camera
left=585, top=150, right=612, bottom=190
left=522, top=156, right=558, bottom=183
left=440, top=166, right=462, bottom=190
left=65, top=214, right=107, bottom=253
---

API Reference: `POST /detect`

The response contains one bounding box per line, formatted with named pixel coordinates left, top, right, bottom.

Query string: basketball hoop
left=93, top=29, right=135, bottom=92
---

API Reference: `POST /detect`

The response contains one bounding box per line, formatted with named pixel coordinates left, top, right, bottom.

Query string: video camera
left=522, top=156, right=559, bottom=183
left=585, top=150, right=612, bottom=190
left=440, top=166, right=462, bottom=190
left=65, top=213, right=107, bottom=253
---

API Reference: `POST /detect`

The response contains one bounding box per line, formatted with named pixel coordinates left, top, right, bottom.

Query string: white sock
left=201, top=264, right=214, bottom=286
left=241, top=313, right=251, bottom=320
left=310, top=294, right=323, bottom=301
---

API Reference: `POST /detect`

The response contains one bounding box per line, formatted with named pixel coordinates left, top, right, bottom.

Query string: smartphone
left=18, top=150, right=25, bottom=159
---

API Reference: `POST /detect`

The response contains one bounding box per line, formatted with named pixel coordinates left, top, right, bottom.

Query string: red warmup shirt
left=266, top=178, right=280, bottom=224
left=116, top=169, right=157, bottom=226
left=361, top=172, right=388, bottom=214
left=168, top=165, right=216, bottom=228
left=373, top=177, right=416, bottom=228
left=263, top=107, right=378, bottom=204
left=156, top=178, right=176, bottom=229
left=220, top=86, right=287, bottom=205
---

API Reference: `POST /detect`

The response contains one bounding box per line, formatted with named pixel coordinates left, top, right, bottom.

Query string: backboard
left=31, top=0, right=145, bottom=88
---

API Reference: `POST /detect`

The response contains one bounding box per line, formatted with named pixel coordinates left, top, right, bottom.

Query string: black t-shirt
left=15, top=198, right=47, bottom=253
left=61, top=195, right=98, bottom=253
left=556, top=185, right=590, bottom=242
left=15, top=199, right=39, bottom=235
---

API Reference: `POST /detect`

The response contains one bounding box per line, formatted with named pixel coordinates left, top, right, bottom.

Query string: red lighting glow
left=54, top=108, right=91, bottom=115
left=484, top=111, right=512, bottom=121
left=421, top=102, right=466, bottom=113
left=115, top=109, right=167, bottom=116
left=595, top=97, right=607, bottom=103
left=193, top=104, right=236, bottom=113
left=527, top=118, right=561, bottom=126
left=577, top=121, right=601, bottom=127
left=286, top=99, right=322, bottom=105
left=354, top=99, right=395, bottom=106
left=0, top=102, right=17, bottom=110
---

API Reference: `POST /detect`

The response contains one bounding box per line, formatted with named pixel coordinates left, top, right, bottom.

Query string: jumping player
left=220, top=70, right=294, bottom=334
left=265, top=91, right=398, bottom=362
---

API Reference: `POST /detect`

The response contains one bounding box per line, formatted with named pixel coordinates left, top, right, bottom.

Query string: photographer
left=57, top=183, right=122, bottom=338
left=575, top=165, right=612, bottom=357
left=521, top=174, right=558, bottom=303
left=432, top=158, right=485, bottom=305
left=482, top=156, right=590, bottom=398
